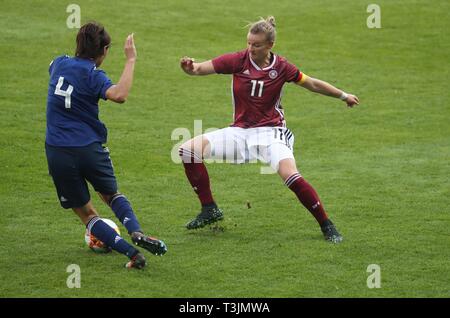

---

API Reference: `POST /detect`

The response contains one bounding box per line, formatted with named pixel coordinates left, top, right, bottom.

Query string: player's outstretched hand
left=346, top=94, right=359, bottom=107
left=180, top=56, right=195, bottom=74
left=124, top=33, right=136, bottom=62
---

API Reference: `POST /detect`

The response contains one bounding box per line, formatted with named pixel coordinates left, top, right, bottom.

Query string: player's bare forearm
left=116, top=59, right=136, bottom=98
left=106, top=34, right=136, bottom=103
left=106, top=59, right=135, bottom=103
left=299, top=76, right=360, bottom=107
left=300, top=77, right=341, bottom=97
left=180, top=57, right=215, bottom=76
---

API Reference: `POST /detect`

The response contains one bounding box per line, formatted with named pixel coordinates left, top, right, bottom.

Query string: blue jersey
left=45, top=55, right=113, bottom=146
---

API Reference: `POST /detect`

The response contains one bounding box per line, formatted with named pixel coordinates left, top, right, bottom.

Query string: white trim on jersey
left=249, top=53, right=277, bottom=71
left=231, top=77, right=236, bottom=122
left=274, top=92, right=286, bottom=127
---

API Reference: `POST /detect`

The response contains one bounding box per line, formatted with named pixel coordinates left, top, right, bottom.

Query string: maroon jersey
left=212, top=49, right=303, bottom=128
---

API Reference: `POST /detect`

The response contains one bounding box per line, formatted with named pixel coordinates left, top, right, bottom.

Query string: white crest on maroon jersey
left=269, top=70, right=278, bottom=79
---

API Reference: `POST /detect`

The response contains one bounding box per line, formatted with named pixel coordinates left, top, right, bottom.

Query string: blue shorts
left=45, top=142, right=118, bottom=209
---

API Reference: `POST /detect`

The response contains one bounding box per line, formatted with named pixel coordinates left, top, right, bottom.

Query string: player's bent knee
left=179, top=147, right=203, bottom=163
left=73, top=202, right=99, bottom=225
left=104, top=192, right=126, bottom=207
left=83, top=213, right=98, bottom=225
left=180, top=135, right=206, bottom=151
left=179, top=141, right=192, bottom=153
left=277, top=158, right=299, bottom=181
left=179, top=138, right=205, bottom=163
left=98, top=192, right=112, bottom=205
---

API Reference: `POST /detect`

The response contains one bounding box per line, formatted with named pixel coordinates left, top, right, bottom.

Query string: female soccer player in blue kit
left=45, top=22, right=167, bottom=269
left=179, top=17, right=359, bottom=243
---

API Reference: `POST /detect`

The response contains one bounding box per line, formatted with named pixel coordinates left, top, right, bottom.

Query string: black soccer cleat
left=186, top=206, right=224, bottom=230
left=131, top=232, right=167, bottom=256
left=321, top=221, right=343, bottom=243
left=125, top=252, right=146, bottom=269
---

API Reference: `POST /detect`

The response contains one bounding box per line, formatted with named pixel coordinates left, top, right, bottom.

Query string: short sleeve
left=212, top=51, right=244, bottom=74
left=48, top=60, right=54, bottom=75
left=90, top=69, right=113, bottom=100
left=48, top=55, right=65, bottom=75
left=285, top=62, right=302, bottom=83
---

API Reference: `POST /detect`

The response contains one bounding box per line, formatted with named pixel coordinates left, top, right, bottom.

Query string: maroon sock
left=285, top=173, right=329, bottom=226
left=179, top=148, right=215, bottom=206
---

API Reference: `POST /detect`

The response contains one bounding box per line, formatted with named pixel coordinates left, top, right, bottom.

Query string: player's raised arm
left=106, top=33, right=137, bottom=103
left=180, top=57, right=216, bottom=76
left=296, top=75, right=360, bottom=107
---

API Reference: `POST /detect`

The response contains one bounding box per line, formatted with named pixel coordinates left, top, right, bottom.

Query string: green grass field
left=0, top=0, right=449, bottom=298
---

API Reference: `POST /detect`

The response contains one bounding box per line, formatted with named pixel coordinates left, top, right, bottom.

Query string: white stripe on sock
left=179, top=148, right=202, bottom=162
left=87, top=216, right=100, bottom=233
left=110, top=194, right=126, bottom=206
left=285, top=173, right=302, bottom=187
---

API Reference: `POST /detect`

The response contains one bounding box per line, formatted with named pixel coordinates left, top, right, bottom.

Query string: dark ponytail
left=75, top=22, right=111, bottom=59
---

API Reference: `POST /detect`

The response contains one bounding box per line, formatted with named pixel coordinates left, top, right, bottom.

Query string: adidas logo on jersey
left=243, top=69, right=250, bottom=75
left=60, top=196, right=68, bottom=202
left=123, top=217, right=130, bottom=224
left=114, top=235, right=122, bottom=244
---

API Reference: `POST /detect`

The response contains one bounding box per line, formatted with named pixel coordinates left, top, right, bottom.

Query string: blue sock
left=87, top=216, right=138, bottom=258
left=110, top=194, right=142, bottom=234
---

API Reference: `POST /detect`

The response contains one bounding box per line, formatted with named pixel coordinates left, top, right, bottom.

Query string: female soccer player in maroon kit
left=179, top=17, right=359, bottom=243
